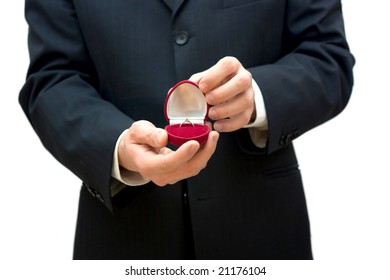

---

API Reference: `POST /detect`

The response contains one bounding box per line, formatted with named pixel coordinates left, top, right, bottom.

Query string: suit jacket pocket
left=222, top=0, right=262, bottom=9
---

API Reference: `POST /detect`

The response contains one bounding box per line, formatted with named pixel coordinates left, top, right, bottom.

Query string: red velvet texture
left=165, top=124, right=210, bottom=146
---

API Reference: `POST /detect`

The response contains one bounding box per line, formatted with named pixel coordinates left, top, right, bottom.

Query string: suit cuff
left=111, top=129, right=150, bottom=193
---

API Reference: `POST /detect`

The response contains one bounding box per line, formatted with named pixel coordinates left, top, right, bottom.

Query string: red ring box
left=164, top=80, right=210, bottom=146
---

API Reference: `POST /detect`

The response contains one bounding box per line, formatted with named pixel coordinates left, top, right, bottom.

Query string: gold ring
left=179, top=118, right=194, bottom=128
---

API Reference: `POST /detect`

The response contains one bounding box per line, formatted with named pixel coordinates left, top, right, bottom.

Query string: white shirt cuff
left=243, top=78, right=269, bottom=148
left=244, top=78, right=268, bottom=129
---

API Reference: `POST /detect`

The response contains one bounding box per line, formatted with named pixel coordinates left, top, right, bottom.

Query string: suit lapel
left=161, top=0, right=187, bottom=18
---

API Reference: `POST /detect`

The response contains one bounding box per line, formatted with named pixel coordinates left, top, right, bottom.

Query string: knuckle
left=199, top=162, right=207, bottom=171
left=154, top=180, right=167, bottom=187
left=188, top=167, right=201, bottom=177
left=128, top=125, right=138, bottom=138
left=220, top=56, right=239, bottom=74
left=237, top=72, right=252, bottom=89
left=128, top=121, right=147, bottom=140
left=153, top=174, right=171, bottom=187
left=246, top=70, right=253, bottom=80
left=130, top=121, right=142, bottom=133
left=188, top=162, right=207, bottom=177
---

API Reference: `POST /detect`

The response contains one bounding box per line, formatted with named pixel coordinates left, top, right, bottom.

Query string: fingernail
left=208, top=109, right=217, bottom=119
left=199, top=82, right=208, bottom=92
left=189, top=143, right=199, bottom=154
left=214, top=123, right=222, bottom=132
left=206, top=94, right=215, bottom=104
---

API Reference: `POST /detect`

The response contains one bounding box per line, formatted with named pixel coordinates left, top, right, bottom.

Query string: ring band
left=179, top=118, right=194, bottom=128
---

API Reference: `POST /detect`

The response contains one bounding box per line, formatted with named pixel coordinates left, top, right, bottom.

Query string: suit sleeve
left=19, top=0, right=132, bottom=212
left=241, top=0, right=355, bottom=154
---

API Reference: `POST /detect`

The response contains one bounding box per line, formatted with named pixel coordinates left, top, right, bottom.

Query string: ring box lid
left=164, top=80, right=208, bottom=125
left=164, top=80, right=210, bottom=146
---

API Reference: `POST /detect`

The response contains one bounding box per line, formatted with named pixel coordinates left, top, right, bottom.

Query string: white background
left=1, top=0, right=389, bottom=279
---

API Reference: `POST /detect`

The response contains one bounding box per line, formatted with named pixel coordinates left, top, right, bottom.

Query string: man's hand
left=190, top=56, right=256, bottom=132
left=118, top=120, right=219, bottom=186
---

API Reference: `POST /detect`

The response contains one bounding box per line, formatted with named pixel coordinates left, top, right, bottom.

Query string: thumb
left=129, top=120, right=168, bottom=148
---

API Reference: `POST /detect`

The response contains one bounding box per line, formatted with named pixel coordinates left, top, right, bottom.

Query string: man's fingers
left=209, top=89, right=254, bottom=120
left=161, top=132, right=219, bottom=184
left=146, top=140, right=201, bottom=174
left=190, top=131, right=219, bottom=165
left=205, top=68, right=252, bottom=105
left=198, top=56, right=240, bottom=93
left=213, top=111, right=251, bottom=132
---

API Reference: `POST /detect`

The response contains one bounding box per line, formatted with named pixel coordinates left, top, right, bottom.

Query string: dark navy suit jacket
left=20, top=0, right=354, bottom=259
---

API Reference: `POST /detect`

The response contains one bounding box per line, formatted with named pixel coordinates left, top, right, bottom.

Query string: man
left=20, top=0, right=354, bottom=259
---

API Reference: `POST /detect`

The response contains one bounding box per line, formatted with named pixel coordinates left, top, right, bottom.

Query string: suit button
left=280, top=129, right=300, bottom=146
left=176, top=31, right=189, bottom=45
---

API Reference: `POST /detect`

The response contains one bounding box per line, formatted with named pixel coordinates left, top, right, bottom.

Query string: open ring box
left=164, top=80, right=210, bottom=146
